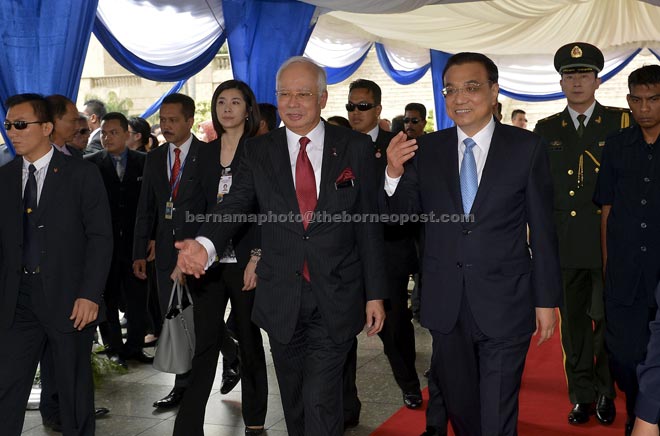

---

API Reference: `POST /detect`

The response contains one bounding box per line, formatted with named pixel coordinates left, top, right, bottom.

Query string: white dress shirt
left=567, top=101, right=596, bottom=129
left=22, top=147, right=54, bottom=205
left=366, top=125, right=379, bottom=143
left=168, top=134, right=193, bottom=179
left=385, top=117, right=496, bottom=195
left=198, top=120, right=326, bottom=266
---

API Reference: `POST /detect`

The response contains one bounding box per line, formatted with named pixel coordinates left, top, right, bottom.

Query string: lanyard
left=167, top=146, right=187, bottom=200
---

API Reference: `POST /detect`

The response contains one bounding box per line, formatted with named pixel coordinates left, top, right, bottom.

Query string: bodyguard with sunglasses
left=404, top=103, right=427, bottom=139
left=343, top=79, right=422, bottom=422
left=0, top=93, right=113, bottom=436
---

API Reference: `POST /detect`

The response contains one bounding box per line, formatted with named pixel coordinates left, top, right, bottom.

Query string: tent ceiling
left=311, top=0, right=660, bottom=55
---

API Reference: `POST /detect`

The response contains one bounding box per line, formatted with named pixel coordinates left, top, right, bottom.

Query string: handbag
left=153, top=280, right=195, bottom=374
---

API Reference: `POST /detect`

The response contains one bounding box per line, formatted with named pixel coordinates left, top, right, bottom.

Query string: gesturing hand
left=386, top=131, right=418, bottom=179
left=175, top=239, right=208, bottom=278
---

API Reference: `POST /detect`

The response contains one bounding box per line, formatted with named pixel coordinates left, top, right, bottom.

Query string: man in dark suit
left=133, top=93, right=207, bottom=409
left=86, top=112, right=151, bottom=366
left=46, top=94, right=83, bottom=159
left=83, top=99, right=106, bottom=155
left=534, top=43, right=629, bottom=426
left=0, top=93, right=113, bottom=436
left=595, top=64, right=660, bottom=436
left=383, top=52, right=562, bottom=436
left=344, top=79, right=422, bottom=422
left=176, top=57, right=386, bottom=436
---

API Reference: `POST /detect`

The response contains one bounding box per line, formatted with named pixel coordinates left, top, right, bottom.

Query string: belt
left=22, top=266, right=40, bottom=274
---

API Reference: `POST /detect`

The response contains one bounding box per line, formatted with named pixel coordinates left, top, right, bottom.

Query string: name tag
left=165, top=201, right=174, bottom=220
left=217, top=172, right=232, bottom=203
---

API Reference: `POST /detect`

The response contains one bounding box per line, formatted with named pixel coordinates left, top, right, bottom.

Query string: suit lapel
left=438, top=128, right=463, bottom=215
left=315, top=124, right=346, bottom=214
left=267, top=128, right=300, bottom=214
left=99, top=150, right=119, bottom=182
left=8, top=159, right=23, bottom=234
left=174, top=138, right=200, bottom=202
left=468, top=124, right=507, bottom=219
left=32, top=151, right=66, bottom=223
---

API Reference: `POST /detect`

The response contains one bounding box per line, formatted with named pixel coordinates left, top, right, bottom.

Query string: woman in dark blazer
left=174, top=80, right=267, bottom=436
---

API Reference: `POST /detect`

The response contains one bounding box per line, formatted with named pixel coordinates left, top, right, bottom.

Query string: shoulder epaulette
left=536, top=113, right=561, bottom=124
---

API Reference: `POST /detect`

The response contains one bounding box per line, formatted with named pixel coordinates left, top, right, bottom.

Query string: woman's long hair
left=210, top=80, right=261, bottom=139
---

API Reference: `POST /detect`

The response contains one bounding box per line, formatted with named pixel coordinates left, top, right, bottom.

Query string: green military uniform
left=536, top=102, right=632, bottom=405
left=533, top=41, right=634, bottom=413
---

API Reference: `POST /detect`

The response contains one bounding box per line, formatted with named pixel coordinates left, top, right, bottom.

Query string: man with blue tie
left=383, top=52, right=562, bottom=436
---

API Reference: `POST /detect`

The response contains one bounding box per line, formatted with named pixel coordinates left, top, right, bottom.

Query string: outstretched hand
left=386, top=131, right=418, bottom=178
left=175, top=239, right=208, bottom=278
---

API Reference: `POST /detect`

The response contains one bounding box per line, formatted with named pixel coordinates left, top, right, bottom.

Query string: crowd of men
left=0, top=40, right=659, bottom=436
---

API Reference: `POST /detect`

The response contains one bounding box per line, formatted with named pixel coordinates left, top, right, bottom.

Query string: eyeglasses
left=76, top=128, right=91, bottom=135
left=403, top=117, right=421, bottom=124
left=4, top=120, right=43, bottom=130
left=441, top=81, right=492, bottom=97
left=275, top=91, right=317, bottom=101
left=345, top=102, right=377, bottom=112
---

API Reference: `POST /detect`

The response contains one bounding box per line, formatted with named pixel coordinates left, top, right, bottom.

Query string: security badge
left=165, top=201, right=174, bottom=220
left=217, top=167, right=232, bottom=203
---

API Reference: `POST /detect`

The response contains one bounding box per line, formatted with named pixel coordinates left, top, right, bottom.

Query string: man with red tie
left=176, top=57, right=386, bottom=436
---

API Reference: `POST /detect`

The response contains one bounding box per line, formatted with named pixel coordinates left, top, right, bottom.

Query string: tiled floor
left=21, top=322, right=432, bottom=435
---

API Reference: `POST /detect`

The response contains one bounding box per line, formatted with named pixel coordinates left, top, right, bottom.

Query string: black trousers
left=270, top=281, right=353, bottom=436
left=174, top=263, right=267, bottom=435
left=146, top=260, right=162, bottom=337
left=605, top=281, right=657, bottom=418
left=430, top=294, right=531, bottom=436
left=343, top=269, right=419, bottom=420
left=559, top=268, right=614, bottom=404
left=0, top=274, right=95, bottom=436
left=99, top=256, right=149, bottom=355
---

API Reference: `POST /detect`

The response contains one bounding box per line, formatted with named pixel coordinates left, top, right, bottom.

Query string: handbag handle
left=168, top=279, right=193, bottom=312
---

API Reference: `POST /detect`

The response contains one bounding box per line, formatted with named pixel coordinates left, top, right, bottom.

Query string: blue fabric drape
left=430, top=50, right=453, bottom=130
left=326, top=48, right=371, bottom=85
left=0, top=0, right=99, bottom=155
left=93, top=19, right=225, bottom=83
left=223, top=0, right=316, bottom=106
left=500, top=49, right=642, bottom=102
left=375, top=43, right=430, bottom=85
left=653, top=49, right=660, bottom=61
left=140, top=80, right=187, bottom=119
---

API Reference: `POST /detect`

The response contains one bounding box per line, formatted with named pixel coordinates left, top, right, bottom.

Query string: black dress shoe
left=625, top=415, right=634, bottom=436
left=403, top=391, right=423, bottom=409
left=595, top=395, right=615, bottom=425
left=245, top=427, right=264, bottom=435
left=123, top=350, right=154, bottom=364
left=109, top=353, right=128, bottom=369
left=220, top=358, right=241, bottom=394
left=153, top=387, right=185, bottom=409
left=568, top=402, right=594, bottom=425
left=420, top=427, right=446, bottom=436
left=42, top=417, right=62, bottom=432
left=95, top=407, right=110, bottom=417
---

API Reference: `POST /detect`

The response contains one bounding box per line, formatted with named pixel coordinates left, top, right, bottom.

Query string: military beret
left=554, top=42, right=604, bottom=74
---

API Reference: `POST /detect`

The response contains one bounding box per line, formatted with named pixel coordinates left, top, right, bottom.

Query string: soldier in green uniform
left=534, top=42, right=632, bottom=427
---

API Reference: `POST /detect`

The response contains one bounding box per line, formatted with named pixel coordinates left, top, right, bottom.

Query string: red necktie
left=295, top=137, right=316, bottom=281
left=170, top=147, right=181, bottom=200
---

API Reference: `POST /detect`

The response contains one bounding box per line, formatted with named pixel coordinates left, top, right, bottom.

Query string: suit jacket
left=373, top=128, right=419, bottom=279
left=384, top=123, right=561, bottom=338
left=86, top=149, right=146, bottom=262
left=534, top=102, right=633, bottom=268
left=0, top=151, right=113, bottom=332
left=133, top=136, right=207, bottom=273
left=198, top=138, right=257, bottom=268
left=199, top=122, right=387, bottom=344
left=84, top=130, right=103, bottom=155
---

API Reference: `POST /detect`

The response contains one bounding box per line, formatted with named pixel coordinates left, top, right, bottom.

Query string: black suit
left=174, top=138, right=267, bottom=434
left=86, top=149, right=148, bottom=356
left=384, top=123, right=562, bottom=435
left=198, top=123, right=386, bottom=436
left=0, top=151, right=113, bottom=436
left=133, top=136, right=207, bottom=387
left=84, top=130, right=103, bottom=155
left=343, top=128, right=420, bottom=422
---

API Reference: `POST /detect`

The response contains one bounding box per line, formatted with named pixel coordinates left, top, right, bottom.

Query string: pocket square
left=335, top=167, right=356, bottom=189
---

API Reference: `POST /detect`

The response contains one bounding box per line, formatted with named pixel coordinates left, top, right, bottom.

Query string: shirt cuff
left=384, top=167, right=401, bottom=197
left=195, top=236, right=217, bottom=270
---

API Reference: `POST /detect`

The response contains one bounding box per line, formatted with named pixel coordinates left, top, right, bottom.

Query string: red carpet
left=371, top=332, right=627, bottom=435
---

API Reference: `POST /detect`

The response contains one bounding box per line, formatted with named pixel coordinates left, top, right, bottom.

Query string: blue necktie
left=460, top=138, right=478, bottom=214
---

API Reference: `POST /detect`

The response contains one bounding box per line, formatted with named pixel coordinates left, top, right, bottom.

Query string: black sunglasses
left=345, top=102, right=376, bottom=112
left=403, top=117, right=421, bottom=124
left=4, top=120, right=43, bottom=130
left=77, top=128, right=91, bottom=135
